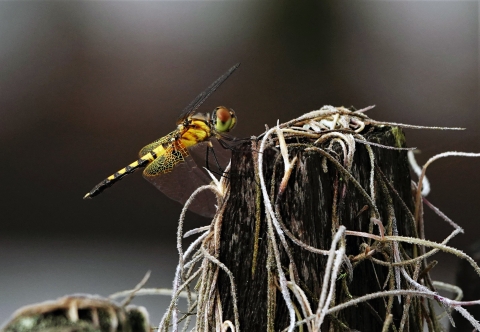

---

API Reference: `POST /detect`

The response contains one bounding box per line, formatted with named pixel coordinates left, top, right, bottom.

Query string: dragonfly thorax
left=179, top=118, right=212, bottom=148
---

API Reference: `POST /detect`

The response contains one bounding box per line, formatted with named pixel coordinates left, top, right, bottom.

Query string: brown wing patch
left=142, top=141, right=217, bottom=218
left=143, top=141, right=188, bottom=177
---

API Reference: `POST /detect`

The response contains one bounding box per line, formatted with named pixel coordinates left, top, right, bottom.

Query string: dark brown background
left=0, top=1, right=478, bottom=328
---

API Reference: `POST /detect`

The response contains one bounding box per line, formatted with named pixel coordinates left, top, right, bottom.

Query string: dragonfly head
left=212, top=106, right=236, bottom=133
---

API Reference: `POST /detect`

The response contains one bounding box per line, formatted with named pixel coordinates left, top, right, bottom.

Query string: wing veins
left=176, top=63, right=240, bottom=124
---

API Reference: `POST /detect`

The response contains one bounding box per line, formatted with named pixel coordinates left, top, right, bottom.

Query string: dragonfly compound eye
left=213, top=106, right=236, bottom=133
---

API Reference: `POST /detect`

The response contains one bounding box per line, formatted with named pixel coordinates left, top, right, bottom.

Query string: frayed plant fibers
left=130, top=106, right=480, bottom=331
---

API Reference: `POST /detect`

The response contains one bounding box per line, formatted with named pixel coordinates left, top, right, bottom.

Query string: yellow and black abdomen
left=83, top=152, right=157, bottom=199
left=84, top=120, right=212, bottom=199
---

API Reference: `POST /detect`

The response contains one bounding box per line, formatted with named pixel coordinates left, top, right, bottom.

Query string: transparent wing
left=176, top=63, right=240, bottom=124
left=142, top=141, right=218, bottom=218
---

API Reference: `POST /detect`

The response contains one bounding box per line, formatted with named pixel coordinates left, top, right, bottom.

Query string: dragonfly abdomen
left=83, top=152, right=157, bottom=199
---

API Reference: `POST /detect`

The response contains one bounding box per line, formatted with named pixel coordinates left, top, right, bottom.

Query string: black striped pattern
left=84, top=156, right=153, bottom=199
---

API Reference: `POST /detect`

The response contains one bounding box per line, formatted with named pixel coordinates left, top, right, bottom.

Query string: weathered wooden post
left=216, top=107, right=433, bottom=331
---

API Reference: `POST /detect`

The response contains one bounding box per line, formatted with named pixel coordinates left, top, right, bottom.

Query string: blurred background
left=0, top=1, right=478, bottom=329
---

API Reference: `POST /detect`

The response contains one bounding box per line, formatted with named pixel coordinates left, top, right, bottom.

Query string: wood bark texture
left=217, top=126, right=420, bottom=331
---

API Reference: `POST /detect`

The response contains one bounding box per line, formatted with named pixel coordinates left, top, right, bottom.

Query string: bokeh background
left=0, top=1, right=478, bottom=329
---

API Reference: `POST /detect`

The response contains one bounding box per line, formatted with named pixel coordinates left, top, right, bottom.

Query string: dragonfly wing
left=176, top=63, right=240, bottom=124
left=143, top=143, right=218, bottom=218
left=139, top=131, right=175, bottom=157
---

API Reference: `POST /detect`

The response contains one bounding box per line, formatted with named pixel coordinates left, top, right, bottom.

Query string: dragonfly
left=84, top=63, right=240, bottom=217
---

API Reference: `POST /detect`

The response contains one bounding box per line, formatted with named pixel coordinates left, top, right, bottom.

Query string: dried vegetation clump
left=155, top=106, right=480, bottom=332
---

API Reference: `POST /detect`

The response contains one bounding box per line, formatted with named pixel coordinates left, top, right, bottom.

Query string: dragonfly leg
left=205, top=142, right=230, bottom=178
